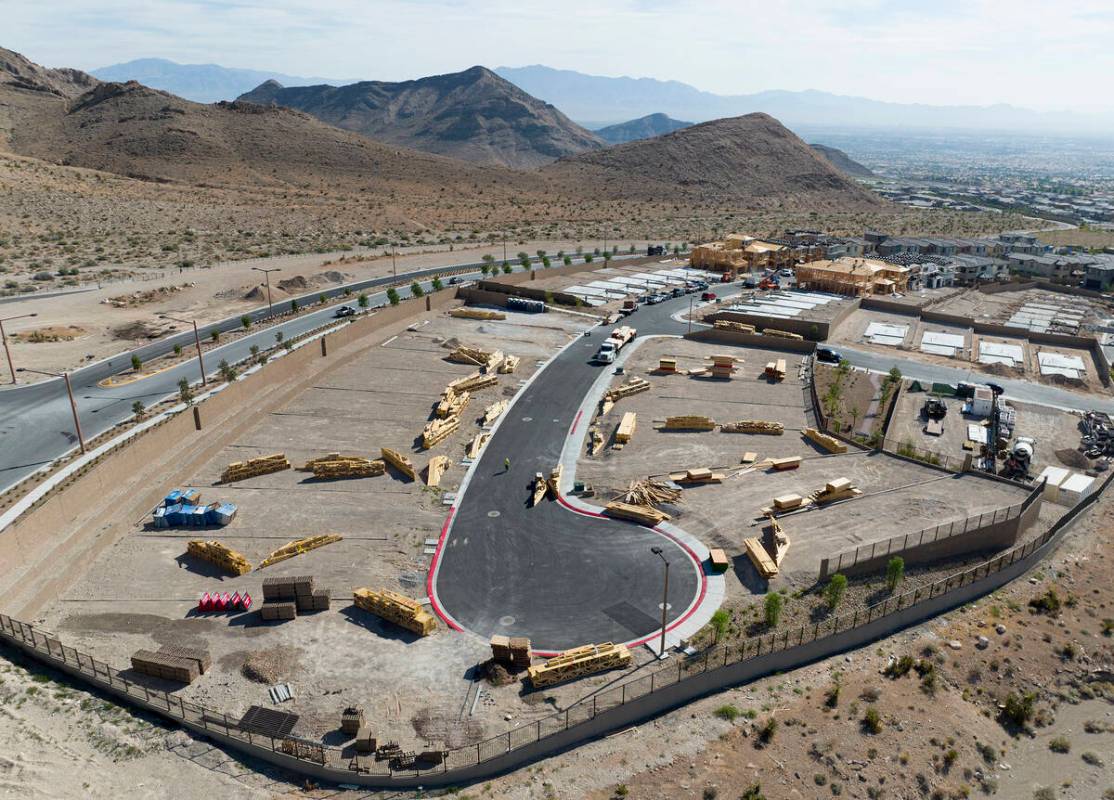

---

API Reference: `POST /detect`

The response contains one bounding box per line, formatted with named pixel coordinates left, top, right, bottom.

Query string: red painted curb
left=426, top=506, right=463, bottom=631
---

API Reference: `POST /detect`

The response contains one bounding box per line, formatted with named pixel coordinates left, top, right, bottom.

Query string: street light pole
left=687, top=295, right=693, bottom=335
left=0, top=312, right=37, bottom=383
left=392, top=243, right=397, bottom=279
left=160, top=314, right=207, bottom=386
left=251, top=267, right=281, bottom=318
left=651, top=546, right=670, bottom=658
left=17, top=367, right=85, bottom=454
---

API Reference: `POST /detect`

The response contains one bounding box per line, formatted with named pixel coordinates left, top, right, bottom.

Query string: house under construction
left=794, top=257, right=910, bottom=297
left=690, top=235, right=794, bottom=274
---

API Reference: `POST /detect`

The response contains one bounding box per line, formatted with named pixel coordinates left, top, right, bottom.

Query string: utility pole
left=18, top=367, right=85, bottom=454
left=651, top=546, right=670, bottom=658
left=502, top=232, right=507, bottom=265
left=0, top=312, right=37, bottom=383
left=391, top=243, right=397, bottom=278
left=687, top=295, right=694, bottom=334
left=251, top=267, right=281, bottom=318
left=160, top=314, right=207, bottom=386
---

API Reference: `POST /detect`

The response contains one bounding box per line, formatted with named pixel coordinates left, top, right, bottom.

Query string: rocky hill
left=237, top=66, right=603, bottom=169
left=810, top=143, right=875, bottom=178
left=544, top=113, right=881, bottom=206
left=1, top=47, right=98, bottom=98
left=594, top=113, right=691, bottom=145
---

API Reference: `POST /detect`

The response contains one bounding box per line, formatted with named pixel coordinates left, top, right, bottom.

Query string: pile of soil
left=239, top=646, right=303, bottom=684
left=313, top=270, right=349, bottom=284
left=1055, top=447, right=1090, bottom=469
left=243, top=284, right=290, bottom=302
left=277, top=275, right=310, bottom=292
left=110, top=320, right=165, bottom=340
left=14, top=325, right=85, bottom=342
left=411, top=707, right=484, bottom=748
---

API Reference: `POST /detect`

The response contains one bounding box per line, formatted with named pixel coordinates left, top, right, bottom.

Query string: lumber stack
left=709, top=549, right=730, bottom=573
left=706, top=353, right=739, bottom=379
left=811, top=477, right=862, bottom=505
left=527, top=643, right=632, bottom=688
left=668, top=467, right=725, bottom=484
left=497, top=354, right=520, bottom=374
left=714, top=319, right=757, bottom=334
left=381, top=448, right=418, bottom=481
left=604, top=501, right=670, bottom=526
left=531, top=473, right=548, bottom=506
left=257, top=535, right=342, bottom=570
left=744, top=514, right=791, bottom=578
left=447, top=345, right=496, bottom=368
left=436, top=388, right=470, bottom=419
left=588, top=426, right=605, bottom=456
left=605, top=377, right=651, bottom=403
left=450, top=308, right=505, bottom=320
left=614, top=412, right=637, bottom=448
left=547, top=464, right=563, bottom=499
left=769, top=456, right=801, bottom=471
left=465, top=432, right=490, bottom=459
left=481, top=399, right=508, bottom=426
left=803, top=427, right=847, bottom=454
left=764, top=359, right=787, bottom=381
left=352, top=588, right=436, bottom=636
left=490, top=635, right=532, bottom=669
left=617, top=479, right=681, bottom=508
left=131, top=650, right=200, bottom=684
left=743, top=537, right=779, bottom=579
left=186, top=540, right=252, bottom=576
left=221, top=453, right=290, bottom=483
left=658, top=357, right=677, bottom=373
left=763, top=328, right=804, bottom=340
left=720, top=420, right=784, bottom=435
left=448, top=372, right=498, bottom=393
left=661, top=415, right=716, bottom=432
left=422, top=416, right=460, bottom=449
left=425, top=455, right=449, bottom=487
left=310, top=456, right=385, bottom=479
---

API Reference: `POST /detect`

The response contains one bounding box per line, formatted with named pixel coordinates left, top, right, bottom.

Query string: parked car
left=778, top=268, right=794, bottom=278
left=646, top=293, right=666, bottom=305
left=448, top=276, right=462, bottom=285
left=671, top=287, right=685, bottom=298
left=815, top=347, right=842, bottom=364
left=700, top=291, right=717, bottom=302
left=333, top=305, right=356, bottom=318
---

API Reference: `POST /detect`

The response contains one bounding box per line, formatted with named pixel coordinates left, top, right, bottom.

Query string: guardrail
left=2, top=468, right=1109, bottom=789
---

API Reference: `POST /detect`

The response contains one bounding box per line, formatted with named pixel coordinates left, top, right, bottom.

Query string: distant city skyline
left=7, top=0, right=1114, bottom=114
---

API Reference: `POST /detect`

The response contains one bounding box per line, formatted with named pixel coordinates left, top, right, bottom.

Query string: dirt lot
left=933, top=286, right=1112, bottom=330
left=577, top=338, right=1030, bottom=587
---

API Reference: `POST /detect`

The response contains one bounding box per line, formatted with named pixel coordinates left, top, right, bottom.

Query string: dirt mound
left=239, top=646, right=303, bottom=684
left=14, top=325, right=85, bottom=342
left=243, top=284, right=289, bottom=302
left=1055, top=448, right=1091, bottom=469
left=313, top=270, right=349, bottom=285
left=110, top=320, right=165, bottom=340
left=410, top=707, right=484, bottom=747
left=277, top=275, right=310, bottom=292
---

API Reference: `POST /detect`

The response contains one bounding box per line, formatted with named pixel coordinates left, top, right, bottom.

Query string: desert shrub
left=1049, top=736, right=1070, bottom=753
left=713, top=705, right=739, bottom=722
left=862, top=706, right=882, bottom=734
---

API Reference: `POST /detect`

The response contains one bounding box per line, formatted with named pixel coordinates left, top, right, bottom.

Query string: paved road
left=432, top=292, right=714, bottom=653
left=0, top=253, right=630, bottom=491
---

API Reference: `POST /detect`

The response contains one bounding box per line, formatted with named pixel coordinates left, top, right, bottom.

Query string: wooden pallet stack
left=764, top=359, right=787, bottom=381
left=425, top=455, right=449, bottom=487
left=261, top=575, right=331, bottom=618
left=527, top=643, right=632, bottom=688
left=490, top=635, right=532, bottom=669
left=604, top=501, right=670, bottom=525
left=422, top=416, right=460, bottom=449
left=713, top=319, right=757, bottom=334
left=803, top=427, right=848, bottom=454
left=309, top=456, right=385, bottom=479
left=706, top=353, right=738, bottom=379
left=381, top=448, right=418, bottom=480
left=257, top=535, right=342, bottom=569
left=221, top=453, right=290, bottom=483
left=352, top=588, right=436, bottom=636
left=186, top=540, right=252, bottom=576
left=720, top=420, right=784, bottom=435
left=450, top=308, right=505, bottom=320
left=157, top=644, right=211, bottom=675
left=668, top=467, right=725, bottom=485
left=661, top=415, right=716, bottom=432
left=131, top=650, right=201, bottom=684
left=614, top=412, right=637, bottom=449
left=547, top=464, right=563, bottom=498
left=811, top=477, right=862, bottom=505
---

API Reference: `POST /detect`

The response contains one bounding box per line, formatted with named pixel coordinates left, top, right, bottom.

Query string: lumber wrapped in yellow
left=661, top=415, right=716, bottom=432
left=450, top=308, right=505, bottom=320
left=527, top=642, right=632, bottom=688
left=425, top=455, right=449, bottom=487
left=802, top=427, right=847, bottom=454
left=221, top=453, right=290, bottom=483
left=353, top=588, right=435, bottom=636
left=257, top=534, right=342, bottom=569
left=381, top=447, right=418, bottom=480
left=720, top=420, right=784, bottom=435
left=422, top=416, right=460, bottom=449
left=187, top=540, right=251, bottom=576
left=311, top=458, right=385, bottom=479
left=763, top=328, right=804, bottom=340
left=604, top=501, right=670, bottom=526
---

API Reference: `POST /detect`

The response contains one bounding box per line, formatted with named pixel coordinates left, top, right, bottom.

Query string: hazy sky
left=7, top=0, right=1114, bottom=112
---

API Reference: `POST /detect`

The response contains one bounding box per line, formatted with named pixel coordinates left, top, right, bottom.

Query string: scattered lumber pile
left=588, top=426, right=605, bottom=456
left=186, top=540, right=252, bottom=576
left=714, top=319, right=757, bottom=334
left=769, top=456, right=801, bottom=471
left=763, top=329, right=804, bottom=340
left=221, top=453, right=290, bottom=483
left=764, top=359, right=787, bottom=381
left=353, top=588, right=436, bottom=635
left=381, top=448, right=418, bottom=481
left=497, top=354, right=520, bottom=374
left=490, top=635, right=532, bottom=669
left=465, top=432, right=490, bottom=459
left=720, top=420, right=784, bottom=435
left=257, top=535, right=342, bottom=570
left=526, top=643, right=632, bottom=688
left=668, top=467, right=725, bottom=484
left=308, top=455, right=385, bottom=479
left=531, top=473, right=548, bottom=506
left=547, top=464, right=562, bottom=498
left=447, top=345, right=501, bottom=369
left=425, top=455, right=449, bottom=487
left=803, top=427, right=847, bottom=454
left=811, top=477, right=862, bottom=505
left=605, top=377, right=650, bottom=403
left=448, top=372, right=498, bottom=393
left=450, top=308, right=504, bottom=320
left=614, top=412, right=637, bottom=449
left=616, top=479, right=681, bottom=508
left=661, top=415, right=716, bottom=432
left=604, top=501, right=670, bottom=526
left=658, top=357, right=677, bottom=373
left=706, top=354, right=738, bottom=379
left=744, top=514, right=792, bottom=578
left=481, top=399, right=508, bottom=426
left=436, top=387, right=470, bottom=419
left=422, top=416, right=460, bottom=449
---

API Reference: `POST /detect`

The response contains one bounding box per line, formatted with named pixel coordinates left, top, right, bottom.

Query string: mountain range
left=594, top=113, right=691, bottom=145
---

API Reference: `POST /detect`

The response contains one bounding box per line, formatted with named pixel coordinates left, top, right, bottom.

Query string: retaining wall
left=684, top=327, right=819, bottom=354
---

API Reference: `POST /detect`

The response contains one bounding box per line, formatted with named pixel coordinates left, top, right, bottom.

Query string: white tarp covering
left=967, top=424, right=988, bottom=444
left=978, top=341, right=1024, bottom=367
left=864, top=322, right=908, bottom=346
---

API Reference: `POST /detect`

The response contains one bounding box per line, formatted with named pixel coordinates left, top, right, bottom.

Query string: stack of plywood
left=614, top=412, right=637, bottom=448
left=186, top=540, right=252, bottom=576
left=490, top=635, right=532, bottom=668
left=720, top=420, right=784, bottom=435
left=668, top=467, right=725, bottom=484
left=803, top=427, right=848, bottom=454
left=661, top=415, right=716, bottom=432
left=811, top=477, right=862, bottom=505
left=221, top=453, right=290, bottom=483
left=604, top=501, right=670, bottom=525
left=658, top=357, right=677, bottom=373
left=131, top=650, right=200, bottom=683
left=450, top=308, right=505, bottom=320
left=381, top=448, right=418, bottom=481
left=436, top=388, right=470, bottom=419
left=713, top=319, right=756, bottom=334
left=707, top=354, right=738, bottom=379
left=605, top=377, right=651, bottom=403
left=309, top=456, right=385, bottom=479
left=257, top=535, right=342, bottom=570
left=425, top=455, right=449, bottom=487
left=764, top=359, right=787, bottom=381
left=763, top=328, right=804, bottom=340
left=526, top=643, right=632, bottom=688
left=465, top=432, right=490, bottom=459
left=422, top=416, right=460, bottom=449
left=353, top=588, right=436, bottom=636
left=769, top=456, right=801, bottom=471
left=481, top=399, right=508, bottom=426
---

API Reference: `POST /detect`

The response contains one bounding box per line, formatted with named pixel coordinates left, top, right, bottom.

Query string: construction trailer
left=353, top=588, right=436, bottom=636
left=527, top=643, right=632, bottom=688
